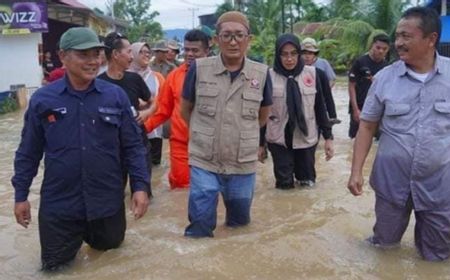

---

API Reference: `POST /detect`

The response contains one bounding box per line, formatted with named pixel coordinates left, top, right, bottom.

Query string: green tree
left=106, top=0, right=163, bottom=43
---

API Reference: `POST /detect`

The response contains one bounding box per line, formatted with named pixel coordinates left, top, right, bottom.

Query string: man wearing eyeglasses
left=145, top=30, right=210, bottom=190
left=180, top=11, right=273, bottom=238
left=12, top=27, right=150, bottom=271
left=98, top=32, right=154, bottom=189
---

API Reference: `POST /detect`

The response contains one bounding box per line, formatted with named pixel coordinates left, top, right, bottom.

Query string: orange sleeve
left=144, top=72, right=175, bottom=132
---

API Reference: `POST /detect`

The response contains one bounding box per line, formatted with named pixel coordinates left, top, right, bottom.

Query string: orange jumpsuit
left=145, top=63, right=190, bottom=189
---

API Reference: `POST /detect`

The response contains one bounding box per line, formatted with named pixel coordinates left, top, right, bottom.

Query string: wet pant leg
left=39, top=211, right=84, bottom=271
left=349, top=117, right=359, bottom=139
left=371, top=195, right=412, bottom=247
left=185, top=166, right=220, bottom=237
left=267, top=143, right=294, bottom=188
left=84, top=203, right=126, bottom=251
left=414, top=209, right=450, bottom=261
left=168, top=140, right=190, bottom=189
left=220, top=173, right=255, bottom=227
left=293, top=145, right=317, bottom=182
left=149, top=138, right=163, bottom=165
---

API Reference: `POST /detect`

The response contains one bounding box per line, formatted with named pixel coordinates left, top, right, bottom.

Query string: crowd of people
left=12, top=6, right=450, bottom=271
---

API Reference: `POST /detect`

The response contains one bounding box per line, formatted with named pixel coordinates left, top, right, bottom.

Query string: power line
left=179, top=0, right=217, bottom=8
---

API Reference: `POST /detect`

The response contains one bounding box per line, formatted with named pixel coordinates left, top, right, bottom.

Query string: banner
left=0, top=1, right=48, bottom=35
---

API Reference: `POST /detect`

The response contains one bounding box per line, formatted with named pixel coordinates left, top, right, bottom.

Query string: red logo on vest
left=303, top=74, right=315, bottom=87
left=250, top=78, right=260, bottom=89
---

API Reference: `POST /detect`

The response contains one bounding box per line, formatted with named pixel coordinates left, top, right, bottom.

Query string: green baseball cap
left=60, top=27, right=104, bottom=50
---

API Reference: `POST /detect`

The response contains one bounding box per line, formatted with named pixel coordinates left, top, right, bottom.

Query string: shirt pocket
left=41, top=110, right=66, bottom=153
left=242, top=91, right=261, bottom=120
left=190, top=125, right=215, bottom=160
left=97, top=106, right=122, bottom=149
left=238, top=130, right=259, bottom=163
left=383, top=103, right=411, bottom=133
left=197, top=88, right=219, bottom=117
left=433, top=102, right=450, bottom=134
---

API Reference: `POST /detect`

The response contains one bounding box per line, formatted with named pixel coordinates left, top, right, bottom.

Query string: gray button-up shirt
left=361, top=54, right=450, bottom=211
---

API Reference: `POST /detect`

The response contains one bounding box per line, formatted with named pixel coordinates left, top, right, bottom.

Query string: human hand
left=14, top=201, right=31, bottom=228
left=352, top=109, right=361, bottom=122
left=347, top=173, right=364, bottom=196
left=130, top=191, right=149, bottom=220
left=324, top=139, right=334, bottom=161
left=258, top=146, right=268, bottom=163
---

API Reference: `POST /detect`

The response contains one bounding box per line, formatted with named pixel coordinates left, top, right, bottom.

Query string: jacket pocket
left=238, top=130, right=259, bottom=163
left=190, top=125, right=215, bottom=160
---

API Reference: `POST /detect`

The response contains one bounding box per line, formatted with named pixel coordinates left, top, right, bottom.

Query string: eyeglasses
left=139, top=50, right=151, bottom=56
left=219, top=32, right=248, bottom=43
left=280, top=51, right=299, bottom=59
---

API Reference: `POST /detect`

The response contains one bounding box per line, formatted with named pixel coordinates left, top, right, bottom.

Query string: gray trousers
left=371, top=195, right=450, bottom=261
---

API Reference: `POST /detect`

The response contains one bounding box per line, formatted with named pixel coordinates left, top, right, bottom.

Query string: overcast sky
left=79, top=0, right=224, bottom=29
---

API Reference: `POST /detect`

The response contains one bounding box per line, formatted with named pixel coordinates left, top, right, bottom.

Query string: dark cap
left=60, top=27, right=104, bottom=50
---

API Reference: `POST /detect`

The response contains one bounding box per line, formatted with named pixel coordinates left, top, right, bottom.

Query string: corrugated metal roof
left=56, top=0, right=89, bottom=9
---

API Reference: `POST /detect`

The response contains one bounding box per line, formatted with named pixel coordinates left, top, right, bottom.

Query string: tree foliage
left=105, top=0, right=163, bottom=43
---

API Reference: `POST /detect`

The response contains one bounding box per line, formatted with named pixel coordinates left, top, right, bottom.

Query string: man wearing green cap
left=12, top=27, right=150, bottom=271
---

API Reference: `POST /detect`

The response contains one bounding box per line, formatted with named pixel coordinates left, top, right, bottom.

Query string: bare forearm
left=180, top=99, right=193, bottom=126
left=259, top=106, right=271, bottom=127
left=351, top=120, right=378, bottom=175
left=348, top=82, right=359, bottom=112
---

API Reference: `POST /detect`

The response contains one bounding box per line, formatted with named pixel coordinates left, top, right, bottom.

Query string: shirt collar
left=398, top=51, right=443, bottom=77
left=213, top=55, right=251, bottom=79
left=58, top=75, right=100, bottom=95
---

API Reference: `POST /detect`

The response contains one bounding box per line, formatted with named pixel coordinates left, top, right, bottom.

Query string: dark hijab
left=273, top=34, right=308, bottom=136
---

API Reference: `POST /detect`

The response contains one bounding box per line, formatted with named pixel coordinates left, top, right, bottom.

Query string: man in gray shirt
left=347, top=7, right=450, bottom=261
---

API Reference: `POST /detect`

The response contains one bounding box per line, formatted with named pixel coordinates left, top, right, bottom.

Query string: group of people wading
left=11, top=7, right=450, bottom=271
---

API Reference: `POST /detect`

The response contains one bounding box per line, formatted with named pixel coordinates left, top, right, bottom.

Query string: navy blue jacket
left=12, top=76, right=150, bottom=220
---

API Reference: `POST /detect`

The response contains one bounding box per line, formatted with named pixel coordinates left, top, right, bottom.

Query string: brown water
left=1, top=83, right=450, bottom=280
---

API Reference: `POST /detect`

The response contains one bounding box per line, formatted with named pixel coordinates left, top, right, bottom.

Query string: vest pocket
left=190, top=125, right=215, bottom=160
left=242, top=91, right=261, bottom=120
left=238, top=130, right=259, bottom=163
left=197, top=88, right=219, bottom=117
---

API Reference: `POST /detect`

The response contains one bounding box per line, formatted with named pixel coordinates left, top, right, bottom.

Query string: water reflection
left=1, top=83, right=449, bottom=279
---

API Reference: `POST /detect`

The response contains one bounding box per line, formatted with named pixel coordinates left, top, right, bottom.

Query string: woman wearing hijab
left=261, top=34, right=334, bottom=189
left=129, top=42, right=166, bottom=166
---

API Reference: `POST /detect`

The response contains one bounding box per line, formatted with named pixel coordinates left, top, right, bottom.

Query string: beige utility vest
left=189, top=56, right=268, bottom=174
left=266, top=67, right=318, bottom=149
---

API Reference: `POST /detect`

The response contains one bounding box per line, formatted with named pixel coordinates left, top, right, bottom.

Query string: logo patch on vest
left=250, top=79, right=260, bottom=89
left=303, top=74, right=315, bottom=87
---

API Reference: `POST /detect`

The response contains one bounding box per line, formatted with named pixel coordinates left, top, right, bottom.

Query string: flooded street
left=1, top=82, right=450, bottom=280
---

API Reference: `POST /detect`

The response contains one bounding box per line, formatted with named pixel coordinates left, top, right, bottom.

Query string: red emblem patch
left=303, top=74, right=315, bottom=87
left=250, top=78, right=260, bottom=89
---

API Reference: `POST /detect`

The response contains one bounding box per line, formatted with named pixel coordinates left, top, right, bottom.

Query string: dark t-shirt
left=98, top=71, right=151, bottom=109
left=348, top=54, right=388, bottom=110
left=182, top=61, right=273, bottom=106
left=42, top=60, right=55, bottom=77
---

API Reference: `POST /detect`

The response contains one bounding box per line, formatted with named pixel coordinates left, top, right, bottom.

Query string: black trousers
left=268, top=143, right=317, bottom=188
left=148, top=138, right=163, bottom=165
left=38, top=203, right=126, bottom=271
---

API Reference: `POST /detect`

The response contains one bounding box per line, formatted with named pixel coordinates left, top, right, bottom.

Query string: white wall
left=0, top=33, right=42, bottom=92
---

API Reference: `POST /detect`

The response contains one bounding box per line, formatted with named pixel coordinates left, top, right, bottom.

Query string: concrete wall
left=0, top=33, right=42, bottom=92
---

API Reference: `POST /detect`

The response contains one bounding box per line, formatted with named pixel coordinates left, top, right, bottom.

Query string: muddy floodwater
left=1, top=81, right=450, bottom=280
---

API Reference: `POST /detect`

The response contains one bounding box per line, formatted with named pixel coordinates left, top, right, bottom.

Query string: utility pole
left=188, top=7, right=199, bottom=28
